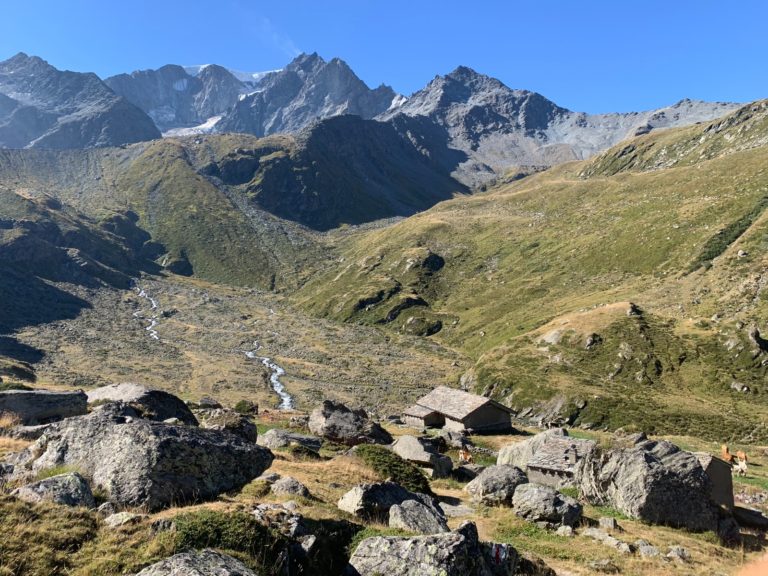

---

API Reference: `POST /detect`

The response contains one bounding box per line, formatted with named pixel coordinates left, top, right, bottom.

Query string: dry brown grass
left=0, top=436, right=30, bottom=459
left=0, top=411, right=22, bottom=429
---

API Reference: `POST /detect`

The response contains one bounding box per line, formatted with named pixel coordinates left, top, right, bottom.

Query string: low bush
left=355, top=444, right=432, bottom=495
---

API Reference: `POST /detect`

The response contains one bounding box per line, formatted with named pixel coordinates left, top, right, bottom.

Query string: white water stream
left=133, top=285, right=160, bottom=340
left=246, top=343, right=294, bottom=410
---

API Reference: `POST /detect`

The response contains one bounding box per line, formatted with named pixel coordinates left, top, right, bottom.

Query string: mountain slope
left=0, top=53, right=161, bottom=149
left=379, top=66, right=739, bottom=187
left=216, top=53, right=401, bottom=137
left=295, top=100, right=768, bottom=441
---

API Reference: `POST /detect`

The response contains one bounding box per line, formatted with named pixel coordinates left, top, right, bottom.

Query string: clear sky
left=1, top=0, right=766, bottom=113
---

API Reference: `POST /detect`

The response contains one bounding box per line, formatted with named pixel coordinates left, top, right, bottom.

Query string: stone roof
left=527, top=436, right=595, bottom=474
left=414, top=386, right=512, bottom=422
left=403, top=404, right=438, bottom=418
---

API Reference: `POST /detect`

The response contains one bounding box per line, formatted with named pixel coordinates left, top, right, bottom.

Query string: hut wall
left=463, top=404, right=512, bottom=433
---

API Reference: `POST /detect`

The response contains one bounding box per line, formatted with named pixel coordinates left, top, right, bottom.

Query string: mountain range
left=0, top=52, right=738, bottom=187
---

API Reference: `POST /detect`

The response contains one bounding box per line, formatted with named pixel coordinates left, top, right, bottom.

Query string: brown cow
left=736, top=449, right=748, bottom=464
left=458, top=447, right=474, bottom=465
left=722, top=444, right=735, bottom=464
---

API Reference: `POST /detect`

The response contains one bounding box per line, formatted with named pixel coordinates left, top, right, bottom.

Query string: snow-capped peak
left=183, top=64, right=279, bottom=85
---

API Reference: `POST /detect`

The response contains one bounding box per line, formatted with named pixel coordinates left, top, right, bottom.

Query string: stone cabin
left=402, top=386, right=513, bottom=433
left=525, top=435, right=595, bottom=488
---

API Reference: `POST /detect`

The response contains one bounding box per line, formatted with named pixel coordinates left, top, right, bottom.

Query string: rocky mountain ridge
left=0, top=53, right=160, bottom=149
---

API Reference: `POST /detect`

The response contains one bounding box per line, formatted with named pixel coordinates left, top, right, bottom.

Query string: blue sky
left=1, top=0, right=766, bottom=113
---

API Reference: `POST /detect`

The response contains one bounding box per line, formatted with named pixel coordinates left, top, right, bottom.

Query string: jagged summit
left=216, top=54, right=401, bottom=137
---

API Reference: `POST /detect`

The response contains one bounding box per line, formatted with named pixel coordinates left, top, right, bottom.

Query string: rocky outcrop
left=511, top=483, right=582, bottom=528
left=308, top=400, right=392, bottom=446
left=0, top=53, right=160, bottom=149
left=134, top=549, right=258, bottom=576
left=86, top=383, right=197, bottom=425
left=11, top=472, right=95, bottom=508
left=389, top=499, right=450, bottom=534
left=337, top=481, right=440, bottom=522
left=576, top=438, right=719, bottom=531
left=259, top=428, right=322, bottom=451
left=464, top=465, right=528, bottom=506
left=0, top=389, right=87, bottom=424
left=198, top=408, right=257, bottom=442
left=391, top=435, right=453, bottom=478
left=5, top=403, right=273, bottom=511
left=347, top=521, right=517, bottom=576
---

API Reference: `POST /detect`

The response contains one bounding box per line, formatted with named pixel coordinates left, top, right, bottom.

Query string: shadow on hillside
left=0, top=263, right=91, bottom=337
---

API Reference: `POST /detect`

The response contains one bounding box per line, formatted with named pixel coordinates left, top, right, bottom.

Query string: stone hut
left=402, top=386, right=513, bottom=433
left=694, top=452, right=734, bottom=511
left=525, top=435, right=595, bottom=488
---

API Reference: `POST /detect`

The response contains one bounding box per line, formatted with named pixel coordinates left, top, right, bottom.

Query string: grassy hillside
left=295, top=100, right=768, bottom=441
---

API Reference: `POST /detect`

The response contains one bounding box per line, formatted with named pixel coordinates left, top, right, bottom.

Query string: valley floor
left=13, top=274, right=467, bottom=414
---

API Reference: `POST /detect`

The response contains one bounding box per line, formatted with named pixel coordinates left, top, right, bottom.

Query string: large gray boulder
left=199, top=408, right=257, bottom=442
left=5, top=403, right=273, bottom=511
left=134, top=549, right=258, bottom=576
left=389, top=499, right=450, bottom=534
left=0, top=389, right=87, bottom=424
left=338, top=481, right=441, bottom=522
left=576, top=438, right=719, bottom=531
left=259, top=428, right=323, bottom=451
left=86, top=383, right=198, bottom=426
left=391, top=435, right=453, bottom=478
left=464, top=465, right=528, bottom=506
left=511, top=483, right=582, bottom=528
left=11, top=472, right=95, bottom=508
left=347, top=521, right=517, bottom=576
left=308, top=400, right=392, bottom=446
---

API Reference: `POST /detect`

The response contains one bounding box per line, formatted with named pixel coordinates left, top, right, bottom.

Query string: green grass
left=355, top=444, right=433, bottom=496
left=35, top=465, right=82, bottom=481
left=733, top=475, right=768, bottom=491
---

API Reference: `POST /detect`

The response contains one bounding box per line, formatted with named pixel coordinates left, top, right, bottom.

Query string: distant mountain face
left=216, top=53, right=403, bottom=137
left=0, top=53, right=161, bottom=149
left=379, top=66, right=740, bottom=186
left=105, top=64, right=257, bottom=133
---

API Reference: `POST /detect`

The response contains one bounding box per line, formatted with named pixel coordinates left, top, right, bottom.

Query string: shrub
left=0, top=382, right=32, bottom=391
left=234, top=400, right=258, bottom=415
left=355, top=444, right=432, bottom=495
left=173, top=509, right=286, bottom=568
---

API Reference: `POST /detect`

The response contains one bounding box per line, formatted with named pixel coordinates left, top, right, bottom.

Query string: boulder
left=11, top=472, right=95, bottom=508
left=576, top=438, right=719, bottom=531
left=389, top=499, right=450, bottom=534
left=104, top=511, right=146, bottom=528
left=338, top=481, right=440, bottom=522
left=134, top=549, right=258, bottom=576
left=511, top=483, right=582, bottom=528
left=437, top=429, right=470, bottom=449
left=0, top=389, right=87, bottom=424
left=271, top=476, right=310, bottom=498
left=259, top=428, right=323, bottom=451
left=464, top=465, right=528, bottom=506
left=308, top=400, right=392, bottom=446
left=199, top=408, right=257, bottom=442
left=391, top=435, right=453, bottom=478
left=5, top=403, right=274, bottom=511
left=6, top=423, right=51, bottom=440
left=252, top=502, right=310, bottom=538
left=347, top=521, right=517, bottom=576
left=86, top=383, right=197, bottom=426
